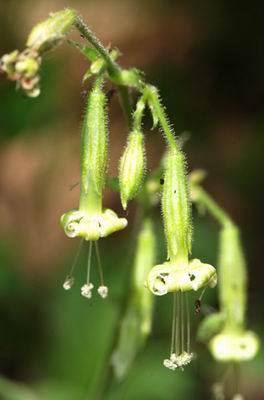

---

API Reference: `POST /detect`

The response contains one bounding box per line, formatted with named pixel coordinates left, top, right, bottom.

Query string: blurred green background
left=0, top=0, right=263, bottom=399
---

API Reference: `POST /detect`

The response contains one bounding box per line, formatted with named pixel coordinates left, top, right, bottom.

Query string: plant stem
left=145, top=85, right=178, bottom=151
left=74, top=16, right=133, bottom=128
left=193, top=186, right=233, bottom=227
left=133, top=91, right=148, bottom=131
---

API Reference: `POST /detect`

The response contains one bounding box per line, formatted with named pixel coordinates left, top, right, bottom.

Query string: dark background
left=0, top=0, right=263, bottom=399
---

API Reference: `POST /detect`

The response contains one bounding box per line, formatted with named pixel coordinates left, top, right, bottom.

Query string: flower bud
left=162, top=150, right=192, bottom=260
left=119, top=131, right=145, bottom=209
left=26, top=9, right=77, bottom=53
left=80, top=84, right=108, bottom=194
left=112, top=218, right=155, bottom=380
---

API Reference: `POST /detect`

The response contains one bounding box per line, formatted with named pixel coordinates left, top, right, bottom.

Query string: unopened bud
left=26, top=8, right=77, bottom=53
left=119, top=131, right=145, bottom=209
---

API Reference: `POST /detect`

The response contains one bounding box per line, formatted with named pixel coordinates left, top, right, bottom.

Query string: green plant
left=0, top=8, right=259, bottom=399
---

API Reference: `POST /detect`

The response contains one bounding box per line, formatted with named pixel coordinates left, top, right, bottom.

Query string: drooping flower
left=61, top=79, right=127, bottom=298
left=198, top=223, right=259, bottom=362
left=146, top=149, right=217, bottom=369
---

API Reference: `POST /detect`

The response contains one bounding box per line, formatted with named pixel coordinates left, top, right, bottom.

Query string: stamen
left=63, top=276, right=74, bottom=290
left=195, top=285, right=208, bottom=314
left=95, top=241, right=104, bottom=284
left=164, top=291, right=194, bottom=371
left=63, top=238, right=84, bottom=290
left=185, top=292, right=191, bottom=354
left=81, top=241, right=94, bottom=299
left=180, top=291, right=184, bottom=354
left=98, top=285, right=108, bottom=298
left=175, top=291, right=180, bottom=355
left=95, top=241, right=108, bottom=298
left=170, top=293, right=177, bottom=355
left=199, top=286, right=207, bottom=302
left=86, top=241, right=93, bottom=284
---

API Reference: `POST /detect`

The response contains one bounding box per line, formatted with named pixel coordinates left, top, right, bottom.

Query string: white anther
left=81, top=283, right=94, bottom=298
left=97, top=285, right=108, bottom=298
left=163, top=358, right=177, bottom=370
left=63, top=276, right=74, bottom=290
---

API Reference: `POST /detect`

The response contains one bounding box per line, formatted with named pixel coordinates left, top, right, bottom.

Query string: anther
left=98, top=285, right=108, bottom=298
left=81, top=283, right=94, bottom=298
left=62, top=238, right=84, bottom=290
left=95, top=241, right=106, bottom=290
left=81, top=241, right=94, bottom=299
left=63, top=276, right=74, bottom=290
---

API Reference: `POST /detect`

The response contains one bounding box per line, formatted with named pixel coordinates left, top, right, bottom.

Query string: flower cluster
left=0, top=9, right=76, bottom=97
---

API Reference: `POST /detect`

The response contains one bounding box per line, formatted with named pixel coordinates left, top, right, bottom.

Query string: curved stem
left=145, top=85, right=178, bottom=151
left=74, top=16, right=133, bottom=128
left=193, top=186, right=233, bottom=227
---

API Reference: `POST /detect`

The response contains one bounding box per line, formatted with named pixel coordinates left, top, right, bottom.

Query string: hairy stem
left=145, top=85, right=178, bottom=151
left=193, top=186, right=232, bottom=227
left=74, top=16, right=133, bottom=128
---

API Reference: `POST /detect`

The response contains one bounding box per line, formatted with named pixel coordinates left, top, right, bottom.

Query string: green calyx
left=162, top=150, right=192, bottom=261
left=146, top=258, right=216, bottom=296
left=81, top=81, right=108, bottom=195
left=26, top=8, right=77, bottom=53
left=218, top=224, right=246, bottom=329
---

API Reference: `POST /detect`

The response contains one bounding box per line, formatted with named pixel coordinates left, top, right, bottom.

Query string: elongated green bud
left=119, top=130, right=145, bottom=209
left=80, top=82, right=108, bottom=197
left=26, top=9, right=77, bottom=53
left=112, top=218, right=155, bottom=380
left=162, top=150, right=192, bottom=261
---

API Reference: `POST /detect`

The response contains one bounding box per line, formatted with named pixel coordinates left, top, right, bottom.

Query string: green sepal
left=162, top=150, right=192, bottom=260
left=81, top=84, right=108, bottom=193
